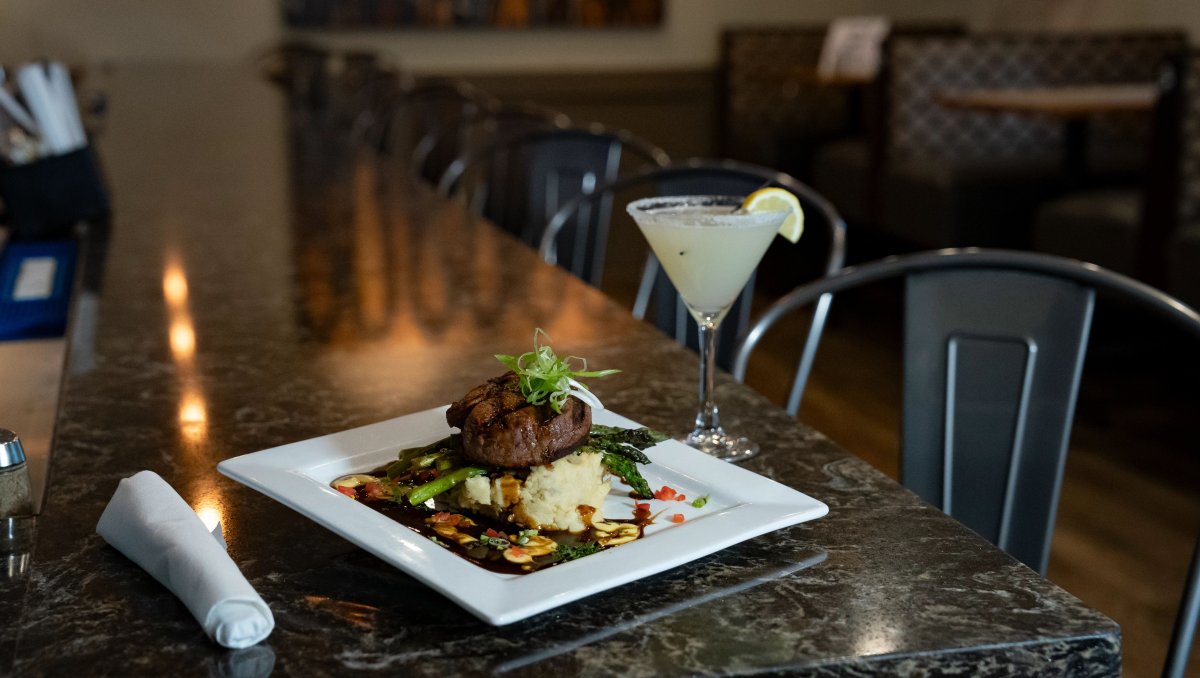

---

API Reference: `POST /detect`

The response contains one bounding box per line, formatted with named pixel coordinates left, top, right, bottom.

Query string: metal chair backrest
left=258, top=41, right=331, bottom=107
left=541, top=159, right=845, bottom=373
left=439, top=126, right=669, bottom=246
left=731, top=248, right=1200, bottom=678
left=379, top=80, right=492, bottom=183
left=431, top=103, right=571, bottom=223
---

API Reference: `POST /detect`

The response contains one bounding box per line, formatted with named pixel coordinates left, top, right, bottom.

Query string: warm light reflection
left=163, top=264, right=189, bottom=308
left=852, top=623, right=904, bottom=656
left=179, top=395, right=207, bottom=424
left=165, top=256, right=208, bottom=441
left=352, top=155, right=389, bottom=332
left=303, top=595, right=379, bottom=631
left=195, top=504, right=222, bottom=532
left=169, top=319, right=196, bottom=359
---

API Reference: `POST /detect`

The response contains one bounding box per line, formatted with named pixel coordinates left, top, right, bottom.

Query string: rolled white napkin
left=96, top=470, right=274, bottom=649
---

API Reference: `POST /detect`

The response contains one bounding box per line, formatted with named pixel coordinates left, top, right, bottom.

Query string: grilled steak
left=446, top=372, right=592, bottom=468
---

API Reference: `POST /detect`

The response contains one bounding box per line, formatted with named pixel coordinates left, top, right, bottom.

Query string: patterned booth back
left=1181, top=51, right=1200, bottom=226
left=886, top=32, right=1187, bottom=164
left=719, top=28, right=852, bottom=170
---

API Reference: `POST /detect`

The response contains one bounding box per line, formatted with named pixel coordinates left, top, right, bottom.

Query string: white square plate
left=217, top=406, right=829, bottom=625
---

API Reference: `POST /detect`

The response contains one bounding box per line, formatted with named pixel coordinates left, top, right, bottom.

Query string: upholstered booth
left=814, top=31, right=1185, bottom=249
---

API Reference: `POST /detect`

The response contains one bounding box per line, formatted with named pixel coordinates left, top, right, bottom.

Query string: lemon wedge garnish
left=743, top=188, right=804, bottom=243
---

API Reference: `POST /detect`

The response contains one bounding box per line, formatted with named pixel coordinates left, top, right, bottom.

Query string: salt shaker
left=0, top=429, right=35, bottom=579
left=0, top=429, right=33, bottom=517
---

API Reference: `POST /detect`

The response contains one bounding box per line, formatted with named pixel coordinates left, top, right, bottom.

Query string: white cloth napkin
left=96, top=470, right=274, bottom=649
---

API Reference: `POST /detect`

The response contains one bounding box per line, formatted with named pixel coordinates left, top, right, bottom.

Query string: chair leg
left=632, top=254, right=659, bottom=321
left=786, top=292, right=834, bottom=417
left=1165, top=536, right=1200, bottom=678
left=675, top=297, right=688, bottom=344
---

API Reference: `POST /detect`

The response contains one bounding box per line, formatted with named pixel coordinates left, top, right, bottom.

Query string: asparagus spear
left=408, top=466, right=488, bottom=506
left=601, top=453, right=652, bottom=499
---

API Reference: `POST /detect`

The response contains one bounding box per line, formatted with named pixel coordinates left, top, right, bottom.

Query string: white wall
left=0, top=1, right=280, bottom=65
left=0, top=0, right=1193, bottom=73
left=295, top=0, right=968, bottom=74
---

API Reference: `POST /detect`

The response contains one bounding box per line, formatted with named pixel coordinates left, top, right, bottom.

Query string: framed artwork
left=283, top=0, right=665, bottom=29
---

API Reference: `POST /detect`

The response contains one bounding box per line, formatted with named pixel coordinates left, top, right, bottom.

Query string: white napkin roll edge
left=96, top=470, right=274, bottom=649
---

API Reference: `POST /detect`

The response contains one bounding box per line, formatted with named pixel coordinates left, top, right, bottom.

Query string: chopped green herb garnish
left=479, top=533, right=510, bottom=550
left=555, top=542, right=603, bottom=562
left=691, top=495, right=709, bottom=508
left=495, top=329, right=619, bottom=413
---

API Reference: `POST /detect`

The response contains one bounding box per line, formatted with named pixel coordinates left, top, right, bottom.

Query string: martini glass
left=626, top=195, right=788, bottom=461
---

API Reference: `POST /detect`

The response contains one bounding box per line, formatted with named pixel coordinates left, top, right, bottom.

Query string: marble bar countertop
left=1, top=65, right=1120, bottom=677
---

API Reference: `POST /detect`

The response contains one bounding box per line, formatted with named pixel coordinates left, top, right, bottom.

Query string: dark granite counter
left=3, top=65, right=1120, bottom=676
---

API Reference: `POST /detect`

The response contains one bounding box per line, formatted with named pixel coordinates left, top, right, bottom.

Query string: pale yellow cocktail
left=627, top=195, right=792, bottom=461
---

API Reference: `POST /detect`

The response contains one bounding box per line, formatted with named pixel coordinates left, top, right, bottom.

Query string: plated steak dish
left=330, top=330, right=677, bottom=574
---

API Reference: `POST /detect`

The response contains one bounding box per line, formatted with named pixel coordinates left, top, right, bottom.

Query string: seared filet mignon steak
left=446, top=372, right=592, bottom=468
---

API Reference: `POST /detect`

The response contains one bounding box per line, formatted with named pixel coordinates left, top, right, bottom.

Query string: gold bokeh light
left=170, top=319, right=196, bottom=359
left=163, top=264, right=189, bottom=309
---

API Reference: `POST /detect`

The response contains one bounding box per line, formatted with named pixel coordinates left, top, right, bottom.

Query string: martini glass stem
left=693, top=315, right=722, bottom=435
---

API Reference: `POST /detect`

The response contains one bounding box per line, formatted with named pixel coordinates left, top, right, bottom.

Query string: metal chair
left=429, top=102, right=571, bottom=222
left=540, top=159, right=846, bottom=375
left=438, top=125, right=670, bottom=246
left=377, top=79, right=494, bottom=183
left=731, top=247, right=1200, bottom=678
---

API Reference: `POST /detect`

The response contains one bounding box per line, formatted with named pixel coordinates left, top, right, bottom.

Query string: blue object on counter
left=0, top=239, right=76, bottom=340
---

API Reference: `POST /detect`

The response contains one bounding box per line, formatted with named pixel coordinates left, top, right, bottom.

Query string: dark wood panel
left=458, top=69, right=718, bottom=158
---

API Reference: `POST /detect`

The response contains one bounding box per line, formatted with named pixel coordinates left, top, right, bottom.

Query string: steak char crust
left=446, top=372, right=592, bottom=468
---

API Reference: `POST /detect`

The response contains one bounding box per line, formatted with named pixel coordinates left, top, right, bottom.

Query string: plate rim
left=217, top=405, right=829, bottom=625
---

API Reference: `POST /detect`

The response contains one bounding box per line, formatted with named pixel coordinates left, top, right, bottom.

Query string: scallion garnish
left=495, top=329, right=619, bottom=413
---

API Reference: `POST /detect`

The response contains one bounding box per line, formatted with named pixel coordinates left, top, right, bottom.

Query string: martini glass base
left=683, top=428, right=759, bottom=462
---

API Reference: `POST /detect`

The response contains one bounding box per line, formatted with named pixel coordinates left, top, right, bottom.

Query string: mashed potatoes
left=447, top=450, right=610, bottom=533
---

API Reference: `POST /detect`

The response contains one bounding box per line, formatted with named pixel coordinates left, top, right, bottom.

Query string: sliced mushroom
left=331, top=474, right=379, bottom=489
left=519, top=535, right=558, bottom=557
left=449, top=532, right=478, bottom=546
left=597, top=523, right=639, bottom=547
left=431, top=524, right=459, bottom=539
left=592, top=520, right=621, bottom=534
left=503, top=548, right=533, bottom=565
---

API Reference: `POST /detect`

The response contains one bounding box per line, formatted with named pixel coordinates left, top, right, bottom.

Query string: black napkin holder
left=0, top=147, right=110, bottom=241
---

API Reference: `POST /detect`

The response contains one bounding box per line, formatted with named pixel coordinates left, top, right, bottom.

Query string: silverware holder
left=0, top=147, right=109, bottom=240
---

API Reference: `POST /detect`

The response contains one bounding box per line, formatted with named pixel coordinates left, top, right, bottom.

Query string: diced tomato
left=429, top=512, right=462, bottom=525
left=670, top=513, right=685, bottom=524
left=336, top=486, right=357, bottom=499
left=363, top=482, right=391, bottom=500
left=485, top=528, right=506, bottom=539
left=653, top=486, right=677, bottom=501
left=508, top=546, right=527, bottom=557
left=635, top=502, right=650, bottom=511
left=676, top=495, right=687, bottom=502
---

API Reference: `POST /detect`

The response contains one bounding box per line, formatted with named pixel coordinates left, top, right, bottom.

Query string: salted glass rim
left=625, top=195, right=789, bottom=228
